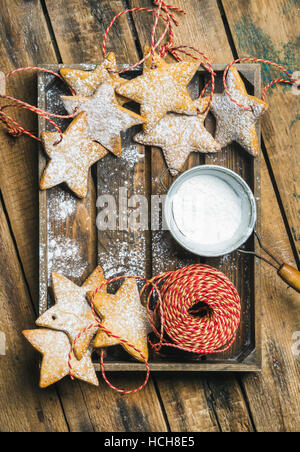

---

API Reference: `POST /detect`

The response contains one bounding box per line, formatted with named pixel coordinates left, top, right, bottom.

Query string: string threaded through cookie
left=69, top=264, right=241, bottom=394
left=224, top=58, right=300, bottom=111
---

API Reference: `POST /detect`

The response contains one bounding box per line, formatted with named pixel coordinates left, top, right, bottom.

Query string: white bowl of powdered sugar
left=165, top=165, right=257, bottom=257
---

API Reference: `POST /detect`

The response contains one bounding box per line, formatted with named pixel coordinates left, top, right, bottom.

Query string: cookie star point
left=36, top=266, right=107, bottom=360
left=40, top=111, right=108, bottom=198
left=62, top=82, right=145, bottom=157
left=22, top=329, right=98, bottom=388
left=135, top=97, right=221, bottom=175
left=211, top=65, right=268, bottom=156
left=87, top=278, right=152, bottom=362
left=116, top=46, right=199, bottom=133
left=60, top=53, right=127, bottom=103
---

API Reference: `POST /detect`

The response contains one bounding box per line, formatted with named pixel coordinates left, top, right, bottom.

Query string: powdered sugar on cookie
left=36, top=268, right=106, bottom=360
left=135, top=97, right=221, bottom=175
left=62, top=83, right=144, bottom=157
left=22, top=329, right=98, bottom=387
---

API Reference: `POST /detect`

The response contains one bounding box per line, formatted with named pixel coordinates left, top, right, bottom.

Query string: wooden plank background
left=0, top=0, right=299, bottom=432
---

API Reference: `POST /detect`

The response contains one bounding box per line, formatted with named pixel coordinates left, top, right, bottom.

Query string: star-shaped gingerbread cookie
left=210, top=66, right=268, bottom=156
left=62, top=83, right=144, bottom=157
left=22, top=329, right=98, bottom=388
left=40, top=111, right=108, bottom=198
left=116, top=45, right=199, bottom=133
left=60, top=52, right=128, bottom=104
left=36, top=267, right=107, bottom=361
left=134, top=97, right=221, bottom=175
left=87, top=278, right=152, bottom=362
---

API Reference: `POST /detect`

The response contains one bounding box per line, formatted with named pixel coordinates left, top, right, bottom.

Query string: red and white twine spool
left=69, top=264, right=241, bottom=394
left=150, top=265, right=241, bottom=355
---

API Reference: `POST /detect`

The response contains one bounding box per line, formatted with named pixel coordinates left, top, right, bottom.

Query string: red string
left=0, top=67, right=77, bottom=141
left=224, top=57, right=300, bottom=111
left=68, top=275, right=163, bottom=395
left=68, top=265, right=241, bottom=394
left=102, top=0, right=215, bottom=111
left=102, top=7, right=179, bottom=73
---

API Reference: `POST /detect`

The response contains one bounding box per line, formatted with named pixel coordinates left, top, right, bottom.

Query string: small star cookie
left=40, top=111, right=108, bottom=198
left=36, top=267, right=107, bottom=360
left=87, top=278, right=152, bottom=362
left=116, top=45, right=199, bottom=133
left=62, top=83, right=145, bottom=157
left=134, top=97, right=221, bottom=175
left=210, top=66, right=268, bottom=156
left=22, top=329, right=98, bottom=388
left=60, top=52, right=128, bottom=104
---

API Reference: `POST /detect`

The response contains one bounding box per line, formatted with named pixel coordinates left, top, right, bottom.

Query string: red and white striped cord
left=68, top=264, right=241, bottom=394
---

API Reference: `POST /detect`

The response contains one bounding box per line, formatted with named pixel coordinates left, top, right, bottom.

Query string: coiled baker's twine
left=69, top=264, right=241, bottom=394
left=149, top=264, right=241, bottom=356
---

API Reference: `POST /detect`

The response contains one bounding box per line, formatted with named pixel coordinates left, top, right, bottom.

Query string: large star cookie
left=36, top=267, right=107, bottom=360
left=61, top=83, right=144, bottom=157
left=22, top=329, right=98, bottom=388
left=87, top=278, right=152, bottom=362
left=40, top=111, right=108, bottom=198
left=134, top=97, right=221, bottom=175
left=210, top=66, right=268, bottom=156
left=116, top=45, right=199, bottom=133
left=60, top=52, right=128, bottom=104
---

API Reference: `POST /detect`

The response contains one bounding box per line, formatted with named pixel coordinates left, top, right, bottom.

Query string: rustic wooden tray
left=39, top=64, right=262, bottom=372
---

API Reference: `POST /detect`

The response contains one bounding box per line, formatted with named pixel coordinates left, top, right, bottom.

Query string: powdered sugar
left=61, top=83, right=144, bottom=156
left=117, top=48, right=199, bottom=133
left=22, top=329, right=98, bottom=387
left=210, top=66, right=268, bottom=156
left=135, top=97, right=221, bottom=175
left=173, top=175, right=242, bottom=245
left=48, top=236, right=88, bottom=280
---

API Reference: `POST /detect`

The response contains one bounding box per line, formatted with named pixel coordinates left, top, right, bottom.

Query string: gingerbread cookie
left=40, top=111, right=108, bottom=198
left=116, top=45, right=199, bottom=133
left=87, top=278, right=152, bottom=362
left=62, top=83, right=144, bottom=157
left=134, top=97, right=221, bottom=175
left=60, top=52, right=128, bottom=104
left=22, top=329, right=98, bottom=388
left=0, top=72, right=6, bottom=96
left=36, top=267, right=107, bottom=360
left=210, top=66, right=268, bottom=156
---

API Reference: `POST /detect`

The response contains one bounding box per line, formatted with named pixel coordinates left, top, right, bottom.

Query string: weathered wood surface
left=0, top=0, right=299, bottom=432
left=222, top=0, right=300, bottom=263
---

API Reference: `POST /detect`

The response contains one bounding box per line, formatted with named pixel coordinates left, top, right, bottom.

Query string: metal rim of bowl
left=164, top=165, right=257, bottom=257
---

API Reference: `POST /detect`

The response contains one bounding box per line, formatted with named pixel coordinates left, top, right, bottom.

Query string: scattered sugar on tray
left=172, top=175, right=242, bottom=245
left=120, top=143, right=145, bottom=168
left=48, top=236, right=88, bottom=280
left=51, top=192, right=77, bottom=221
left=99, top=235, right=146, bottom=280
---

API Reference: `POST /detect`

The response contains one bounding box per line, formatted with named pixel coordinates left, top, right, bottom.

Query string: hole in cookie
left=52, top=315, right=57, bottom=321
